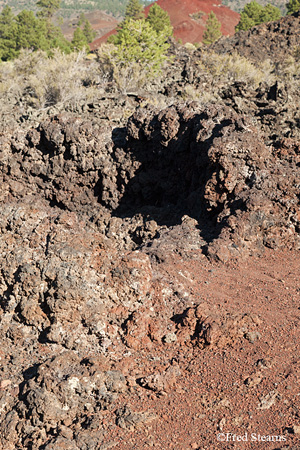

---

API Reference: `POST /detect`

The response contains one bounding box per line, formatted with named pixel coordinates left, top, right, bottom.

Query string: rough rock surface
left=212, top=11, right=300, bottom=63
left=2, top=101, right=300, bottom=262
left=1, top=16, right=300, bottom=449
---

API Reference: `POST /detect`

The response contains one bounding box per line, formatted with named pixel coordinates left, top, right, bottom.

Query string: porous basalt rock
left=0, top=82, right=300, bottom=448
left=211, top=11, right=300, bottom=64
left=2, top=100, right=300, bottom=258
left=116, top=103, right=300, bottom=259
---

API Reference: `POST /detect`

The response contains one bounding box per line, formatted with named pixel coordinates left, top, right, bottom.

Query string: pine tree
left=78, top=12, right=86, bottom=26
left=71, top=27, right=89, bottom=51
left=36, top=0, right=61, bottom=20
left=15, top=10, right=49, bottom=52
left=83, top=19, right=96, bottom=43
left=259, top=4, right=281, bottom=22
left=124, top=0, right=144, bottom=20
left=146, top=3, right=173, bottom=39
left=47, top=23, right=72, bottom=53
left=109, top=0, right=144, bottom=43
left=236, top=12, right=256, bottom=30
left=0, top=2, right=71, bottom=60
left=286, top=0, right=300, bottom=13
left=203, top=12, right=222, bottom=45
left=36, top=0, right=71, bottom=53
left=111, top=18, right=169, bottom=73
left=235, top=1, right=281, bottom=31
left=0, top=6, right=18, bottom=61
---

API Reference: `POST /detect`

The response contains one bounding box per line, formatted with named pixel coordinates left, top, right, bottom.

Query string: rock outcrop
left=212, top=10, right=300, bottom=63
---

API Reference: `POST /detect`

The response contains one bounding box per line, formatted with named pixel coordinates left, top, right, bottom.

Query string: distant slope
left=90, top=0, right=240, bottom=48
left=222, top=0, right=287, bottom=15
left=0, top=0, right=149, bottom=18
left=211, top=10, right=300, bottom=63
left=1, top=0, right=287, bottom=17
left=145, top=0, right=240, bottom=43
left=60, top=11, right=119, bottom=41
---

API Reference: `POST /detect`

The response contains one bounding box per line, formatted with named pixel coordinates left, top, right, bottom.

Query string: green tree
left=75, top=13, right=96, bottom=43
left=71, top=13, right=96, bottom=48
left=78, top=12, right=86, bottom=26
left=259, top=4, right=281, bottom=22
left=237, top=0, right=262, bottom=31
left=36, top=0, right=61, bottom=20
left=146, top=3, right=173, bottom=39
left=286, top=0, right=300, bottom=13
left=0, top=5, right=71, bottom=61
left=111, top=18, right=170, bottom=72
left=47, top=23, right=72, bottom=53
left=71, top=26, right=89, bottom=51
left=36, top=0, right=71, bottom=53
left=15, top=10, right=48, bottom=52
left=203, top=12, right=222, bottom=45
left=236, top=13, right=255, bottom=31
left=83, top=19, right=96, bottom=43
left=0, top=6, right=18, bottom=61
left=124, top=0, right=144, bottom=20
left=236, top=1, right=281, bottom=31
left=108, top=0, right=145, bottom=44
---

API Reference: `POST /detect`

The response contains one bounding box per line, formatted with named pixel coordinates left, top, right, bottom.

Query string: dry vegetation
left=199, top=51, right=276, bottom=86
left=0, top=43, right=299, bottom=129
left=0, top=49, right=99, bottom=109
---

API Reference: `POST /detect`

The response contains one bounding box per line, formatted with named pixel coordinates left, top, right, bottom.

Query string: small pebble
left=0, top=380, right=12, bottom=389
left=292, top=425, right=300, bottom=434
left=244, top=331, right=262, bottom=343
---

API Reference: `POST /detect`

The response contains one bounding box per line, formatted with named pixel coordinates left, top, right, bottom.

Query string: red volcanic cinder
left=90, top=0, right=240, bottom=50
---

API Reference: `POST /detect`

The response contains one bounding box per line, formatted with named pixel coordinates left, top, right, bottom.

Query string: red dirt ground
left=96, top=248, right=300, bottom=449
left=89, top=0, right=240, bottom=49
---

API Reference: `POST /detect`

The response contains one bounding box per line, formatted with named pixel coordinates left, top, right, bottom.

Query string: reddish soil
left=98, top=248, right=300, bottom=449
left=90, top=28, right=117, bottom=51
left=145, top=0, right=240, bottom=43
left=90, top=0, right=240, bottom=49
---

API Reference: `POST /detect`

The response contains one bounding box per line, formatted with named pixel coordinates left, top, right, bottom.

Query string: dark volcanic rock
left=1, top=101, right=300, bottom=261
left=114, top=103, right=300, bottom=259
left=0, top=86, right=300, bottom=447
left=211, top=11, right=300, bottom=64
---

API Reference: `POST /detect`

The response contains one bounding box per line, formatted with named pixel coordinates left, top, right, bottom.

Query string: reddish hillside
left=90, top=0, right=240, bottom=49
left=145, top=0, right=240, bottom=43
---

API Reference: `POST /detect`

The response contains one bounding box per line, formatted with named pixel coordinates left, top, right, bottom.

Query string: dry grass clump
left=274, top=55, right=300, bottom=80
left=197, top=51, right=276, bottom=87
left=0, top=49, right=100, bottom=112
left=180, top=85, right=219, bottom=104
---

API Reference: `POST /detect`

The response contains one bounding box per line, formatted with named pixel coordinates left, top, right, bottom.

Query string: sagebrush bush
left=198, top=51, right=276, bottom=87
left=0, top=48, right=100, bottom=110
left=97, top=43, right=165, bottom=93
left=180, top=85, right=219, bottom=104
left=274, top=55, right=300, bottom=80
